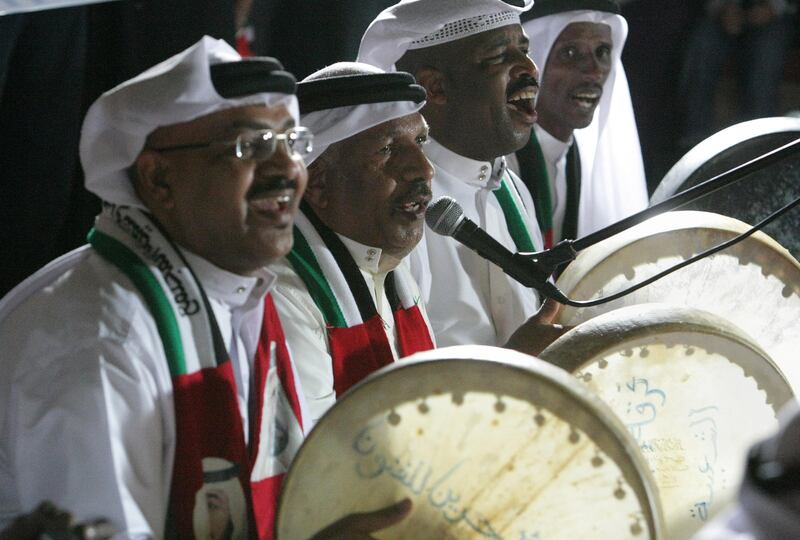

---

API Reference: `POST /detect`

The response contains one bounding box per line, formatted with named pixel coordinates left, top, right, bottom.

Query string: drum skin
left=555, top=210, right=800, bottom=392
left=541, top=303, right=794, bottom=539
left=276, top=345, right=665, bottom=539
left=650, top=117, right=800, bottom=260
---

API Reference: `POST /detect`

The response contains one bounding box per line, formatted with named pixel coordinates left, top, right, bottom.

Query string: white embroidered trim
left=408, top=11, right=520, bottom=49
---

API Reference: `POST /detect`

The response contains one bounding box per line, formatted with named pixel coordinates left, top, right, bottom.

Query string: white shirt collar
left=180, top=248, right=276, bottom=309
left=337, top=234, right=402, bottom=275
left=534, top=124, right=573, bottom=165
left=425, top=137, right=504, bottom=190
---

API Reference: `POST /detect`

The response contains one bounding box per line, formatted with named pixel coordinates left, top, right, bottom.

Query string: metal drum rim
left=650, top=116, right=800, bottom=205
left=541, top=303, right=795, bottom=412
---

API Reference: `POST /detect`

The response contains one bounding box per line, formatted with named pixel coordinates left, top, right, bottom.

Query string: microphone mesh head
left=425, top=196, right=464, bottom=236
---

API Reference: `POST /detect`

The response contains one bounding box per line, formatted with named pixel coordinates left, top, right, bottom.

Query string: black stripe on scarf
left=300, top=202, right=379, bottom=322
left=563, top=141, right=582, bottom=241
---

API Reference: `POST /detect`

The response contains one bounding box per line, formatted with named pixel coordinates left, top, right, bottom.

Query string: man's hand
left=310, top=498, right=412, bottom=540
left=504, top=298, right=569, bottom=357
left=0, top=502, right=71, bottom=540
left=0, top=501, right=114, bottom=540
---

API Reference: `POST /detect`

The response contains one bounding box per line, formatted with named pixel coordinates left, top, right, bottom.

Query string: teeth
left=250, top=193, right=293, bottom=213
left=508, top=89, right=537, bottom=102
left=574, top=93, right=599, bottom=99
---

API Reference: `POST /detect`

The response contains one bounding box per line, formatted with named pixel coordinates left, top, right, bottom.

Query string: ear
left=133, top=150, right=176, bottom=211
left=415, top=67, right=447, bottom=105
left=302, top=161, right=329, bottom=211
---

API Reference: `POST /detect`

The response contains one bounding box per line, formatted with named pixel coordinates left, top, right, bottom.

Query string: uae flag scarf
left=493, top=172, right=539, bottom=252
left=513, top=132, right=580, bottom=249
left=286, top=204, right=435, bottom=396
left=88, top=203, right=305, bottom=540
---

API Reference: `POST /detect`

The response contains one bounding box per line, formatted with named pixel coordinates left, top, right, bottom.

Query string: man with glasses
left=0, top=37, right=312, bottom=538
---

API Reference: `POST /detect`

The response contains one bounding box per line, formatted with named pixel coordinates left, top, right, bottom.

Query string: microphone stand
left=517, top=136, right=800, bottom=291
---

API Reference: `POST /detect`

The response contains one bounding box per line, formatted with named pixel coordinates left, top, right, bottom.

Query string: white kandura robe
left=534, top=124, right=574, bottom=243
left=0, top=245, right=302, bottom=538
left=411, top=137, right=544, bottom=348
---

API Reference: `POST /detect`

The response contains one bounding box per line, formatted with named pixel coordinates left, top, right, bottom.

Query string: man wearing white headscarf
left=514, top=0, right=648, bottom=247
left=0, top=37, right=312, bottom=539
left=358, top=0, right=565, bottom=350
left=271, top=62, right=436, bottom=424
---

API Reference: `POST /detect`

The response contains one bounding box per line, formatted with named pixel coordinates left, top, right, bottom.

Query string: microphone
left=425, top=197, right=567, bottom=302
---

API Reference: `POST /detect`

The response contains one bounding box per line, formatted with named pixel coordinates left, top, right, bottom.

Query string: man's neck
left=536, top=118, right=573, bottom=143
left=429, top=125, right=499, bottom=163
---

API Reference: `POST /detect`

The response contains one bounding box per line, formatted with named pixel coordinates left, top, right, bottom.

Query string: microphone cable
left=543, top=192, right=800, bottom=307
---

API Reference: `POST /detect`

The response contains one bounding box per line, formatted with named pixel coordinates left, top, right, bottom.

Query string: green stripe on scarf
left=286, top=226, right=348, bottom=328
left=88, top=228, right=188, bottom=376
left=528, top=132, right=554, bottom=236
left=493, top=177, right=537, bottom=252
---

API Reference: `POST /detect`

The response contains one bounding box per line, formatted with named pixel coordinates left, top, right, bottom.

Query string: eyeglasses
left=148, top=126, right=314, bottom=161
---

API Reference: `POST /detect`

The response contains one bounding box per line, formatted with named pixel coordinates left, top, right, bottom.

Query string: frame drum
left=540, top=303, right=794, bottom=539
left=650, top=117, right=800, bottom=260
left=276, top=345, right=665, bottom=539
left=555, top=210, right=800, bottom=392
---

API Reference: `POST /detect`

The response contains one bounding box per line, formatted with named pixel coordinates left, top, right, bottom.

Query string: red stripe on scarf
left=329, top=306, right=434, bottom=397
left=329, top=316, right=394, bottom=396
left=395, top=305, right=435, bottom=358
left=169, top=294, right=304, bottom=540
left=260, top=294, right=304, bottom=429
left=543, top=229, right=554, bottom=250
left=169, top=363, right=252, bottom=538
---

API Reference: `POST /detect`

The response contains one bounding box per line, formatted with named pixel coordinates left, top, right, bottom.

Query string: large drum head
left=276, top=346, right=664, bottom=539
left=650, top=117, right=800, bottom=259
left=556, top=210, right=800, bottom=391
left=541, top=304, right=793, bottom=539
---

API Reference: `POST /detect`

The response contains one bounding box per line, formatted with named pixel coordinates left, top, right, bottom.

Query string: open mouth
left=506, top=86, right=538, bottom=122
left=394, top=191, right=432, bottom=218
left=571, top=88, right=602, bottom=112
left=247, top=177, right=298, bottom=220
left=249, top=192, right=293, bottom=213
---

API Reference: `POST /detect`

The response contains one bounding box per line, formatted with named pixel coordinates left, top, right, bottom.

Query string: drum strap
left=287, top=204, right=434, bottom=396
left=89, top=204, right=304, bottom=540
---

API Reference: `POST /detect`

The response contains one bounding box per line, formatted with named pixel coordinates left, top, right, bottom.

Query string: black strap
left=300, top=201, right=379, bottom=322
left=210, top=58, right=296, bottom=98
left=384, top=271, right=402, bottom=312
left=562, top=141, right=582, bottom=241
left=515, top=132, right=545, bottom=222
left=522, top=0, right=620, bottom=21
left=297, top=72, right=426, bottom=114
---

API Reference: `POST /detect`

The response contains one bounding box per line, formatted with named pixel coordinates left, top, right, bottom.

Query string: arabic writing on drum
left=616, top=374, right=721, bottom=523
left=620, top=375, right=667, bottom=443
left=689, top=406, right=720, bottom=522
left=353, top=424, right=516, bottom=539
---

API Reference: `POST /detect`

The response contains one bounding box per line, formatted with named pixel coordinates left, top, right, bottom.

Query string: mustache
left=247, top=177, right=298, bottom=198
left=396, top=181, right=433, bottom=203
left=507, top=75, right=539, bottom=98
